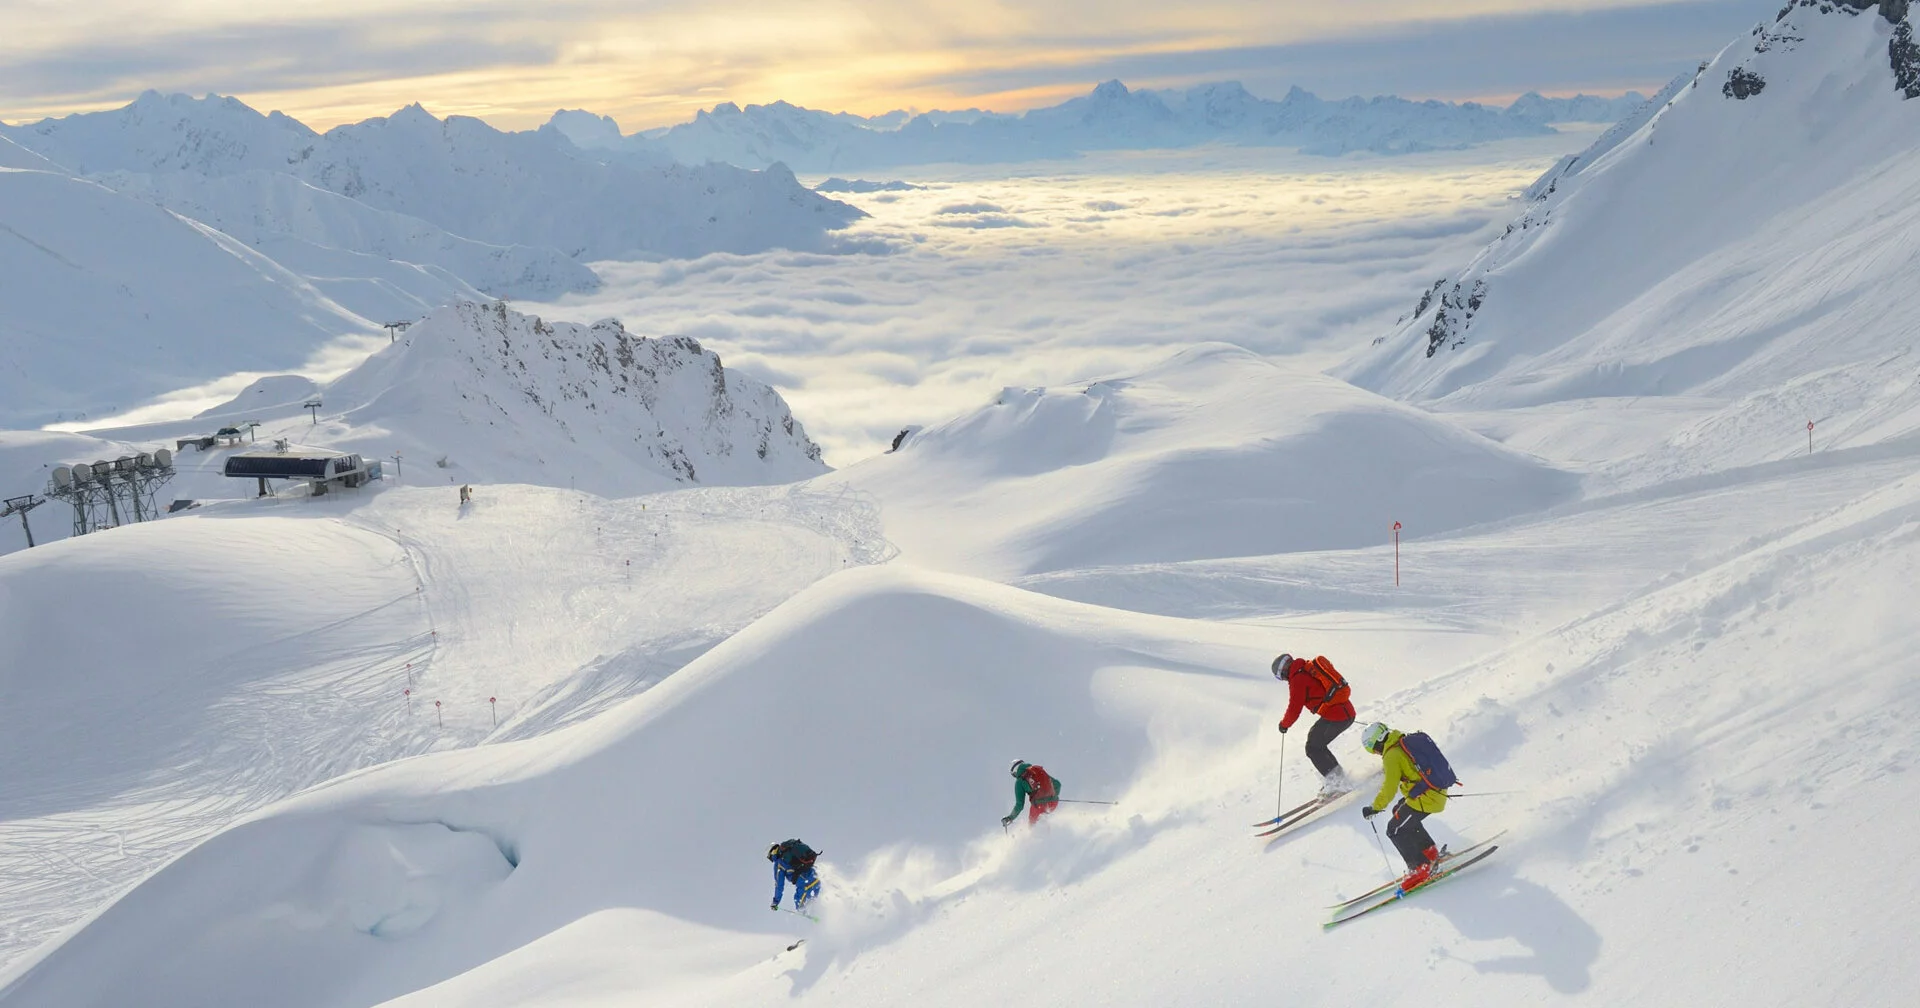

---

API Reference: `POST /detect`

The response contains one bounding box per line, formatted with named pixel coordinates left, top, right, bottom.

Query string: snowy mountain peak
left=323, top=301, right=826, bottom=492
left=547, top=109, right=624, bottom=150
left=1342, top=0, right=1920, bottom=425
left=4, top=90, right=315, bottom=175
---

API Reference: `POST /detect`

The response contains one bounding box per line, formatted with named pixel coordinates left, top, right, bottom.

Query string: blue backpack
left=1398, top=732, right=1458, bottom=799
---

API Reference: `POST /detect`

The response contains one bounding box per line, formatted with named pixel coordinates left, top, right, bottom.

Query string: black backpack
left=771, top=839, right=817, bottom=871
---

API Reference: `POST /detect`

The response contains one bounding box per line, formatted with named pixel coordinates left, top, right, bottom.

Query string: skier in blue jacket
left=768, top=839, right=820, bottom=912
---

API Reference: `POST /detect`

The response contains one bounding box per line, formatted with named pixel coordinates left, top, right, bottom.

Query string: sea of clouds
left=527, top=131, right=1601, bottom=465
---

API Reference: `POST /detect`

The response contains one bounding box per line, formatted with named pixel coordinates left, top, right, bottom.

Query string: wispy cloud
left=2, top=1, right=1758, bottom=129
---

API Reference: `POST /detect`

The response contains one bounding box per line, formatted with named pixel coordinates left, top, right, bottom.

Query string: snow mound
left=0, top=167, right=372, bottom=428
left=319, top=301, right=827, bottom=494
left=193, top=375, right=323, bottom=418
left=0, top=565, right=1273, bottom=1007
left=1344, top=2, right=1920, bottom=427
left=838, top=343, right=1576, bottom=578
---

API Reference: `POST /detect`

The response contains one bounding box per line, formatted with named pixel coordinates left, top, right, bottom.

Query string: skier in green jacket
left=1002, top=760, right=1061, bottom=826
left=1359, top=723, right=1449, bottom=891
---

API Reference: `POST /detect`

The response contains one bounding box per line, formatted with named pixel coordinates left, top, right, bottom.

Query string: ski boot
left=1396, top=846, right=1442, bottom=895
left=1315, top=771, right=1352, bottom=801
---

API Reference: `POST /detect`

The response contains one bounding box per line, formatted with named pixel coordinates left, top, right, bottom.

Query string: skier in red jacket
left=1274, top=653, right=1357, bottom=798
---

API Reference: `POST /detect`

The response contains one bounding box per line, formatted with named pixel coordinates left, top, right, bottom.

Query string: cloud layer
left=527, top=133, right=1598, bottom=465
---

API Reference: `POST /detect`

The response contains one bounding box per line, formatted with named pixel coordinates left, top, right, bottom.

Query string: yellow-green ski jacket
left=1371, top=730, right=1449, bottom=815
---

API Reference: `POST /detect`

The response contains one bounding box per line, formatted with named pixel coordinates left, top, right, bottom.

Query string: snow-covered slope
left=0, top=137, right=57, bottom=171
left=0, top=476, right=887, bottom=964
left=832, top=343, right=1575, bottom=579
left=14, top=8, right=1920, bottom=1007
left=97, top=169, right=601, bottom=305
left=4, top=94, right=866, bottom=263
left=5, top=449, right=1916, bottom=1007
left=0, top=167, right=374, bottom=427
left=1345, top=0, right=1920, bottom=450
left=317, top=301, right=826, bottom=494
left=0, top=565, right=1276, bottom=1007
left=628, top=81, right=1642, bottom=172
left=0, top=299, right=823, bottom=555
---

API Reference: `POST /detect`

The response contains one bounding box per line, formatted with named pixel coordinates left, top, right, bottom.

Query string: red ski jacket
left=1279, top=662, right=1355, bottom=729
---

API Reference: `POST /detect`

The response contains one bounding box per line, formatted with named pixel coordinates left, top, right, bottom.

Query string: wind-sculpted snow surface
left=320, top=301, right=827, bottom=494
left=0, top=476, right=886, bottom=961
left=834, top=343, right=1576, bottom=579
left=0, top=566, right=1278, bottom=1008
left=629, top=81, right=1645, bottom=172
left=1345, top=1, right=1920, bottom=427
left=6, top=467, right=1919, bottom=1006
left=0, top=167, right=373, bottom=427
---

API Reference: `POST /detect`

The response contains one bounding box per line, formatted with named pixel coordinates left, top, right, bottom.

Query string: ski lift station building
left=223, top=442, right=379, bottom=497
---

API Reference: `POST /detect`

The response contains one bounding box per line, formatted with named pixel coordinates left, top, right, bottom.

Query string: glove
left=1276, top=723, right=1288, bottom=734
left=1000, top=815, right=1014, bottom=827
left=770, top=903, right=779, bottom=911
left=1361, top=806, right=1380, bottom=820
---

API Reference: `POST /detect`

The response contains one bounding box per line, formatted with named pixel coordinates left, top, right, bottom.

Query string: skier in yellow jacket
left=1359, top=722, right=1449, bottom=891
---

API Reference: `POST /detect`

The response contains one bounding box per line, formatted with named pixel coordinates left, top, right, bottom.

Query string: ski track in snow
left=13, top=11, right=1920, bottom=999
left=0, top=483, right=890, bottom=964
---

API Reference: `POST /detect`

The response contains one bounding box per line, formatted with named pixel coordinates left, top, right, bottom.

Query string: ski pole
left=1445, top=791, right=1521, bottom=798
left=1055, top=799, right=1118, bottom=805
left=1368, top=816, right=1398, bottom=881
left=1276, top=733, right=1287, bottom=818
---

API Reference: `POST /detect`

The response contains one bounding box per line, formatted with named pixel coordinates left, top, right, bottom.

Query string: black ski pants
left=1387, top=802, right=1438, bottom=869
left=1305, top=716, right=1353, bottom=778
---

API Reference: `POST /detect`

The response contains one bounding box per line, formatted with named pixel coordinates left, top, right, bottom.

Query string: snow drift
left=0, top=565, right=1276, bottom=1008
left=837, top=343, right=1576, bottom=578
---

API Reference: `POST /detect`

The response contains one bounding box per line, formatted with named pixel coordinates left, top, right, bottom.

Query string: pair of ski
left=1322, top=830, right=1506, bottom=928
left=1251, top=788, right=1361, bottom=838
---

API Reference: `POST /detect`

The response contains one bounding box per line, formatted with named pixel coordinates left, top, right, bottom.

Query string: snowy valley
left=3, top=2, right=1920, bottom=1007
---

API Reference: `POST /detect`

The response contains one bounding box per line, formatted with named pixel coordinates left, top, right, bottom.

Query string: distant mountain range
left=0, top=94, right=866, bottom=424
left=550, top=80, right=1651, bottom=172
left=0, top=79, right=1650, bottom=426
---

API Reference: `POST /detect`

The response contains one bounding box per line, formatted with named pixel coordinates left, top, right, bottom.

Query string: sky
left=0, top=0, right=1767, bottom=130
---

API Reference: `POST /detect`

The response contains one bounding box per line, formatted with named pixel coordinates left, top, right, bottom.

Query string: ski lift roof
left=222, top=445, right=361, bottom=480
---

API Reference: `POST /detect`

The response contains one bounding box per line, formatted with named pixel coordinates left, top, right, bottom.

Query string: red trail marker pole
left=1392, top=521, right=1402, bottom=586
left=403, top=688, right=411, bottom=712
left=1808, top=420, right=1815, bottom=455
left=434, top=700, right=442, bottom=728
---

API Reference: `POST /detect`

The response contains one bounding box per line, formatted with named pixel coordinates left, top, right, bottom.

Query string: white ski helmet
left=1010, top=759, right=1028, bottom=777
left=1271, top=653, right=1293, bottom=679
left=1361, top=722, right=1391, bottom=754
